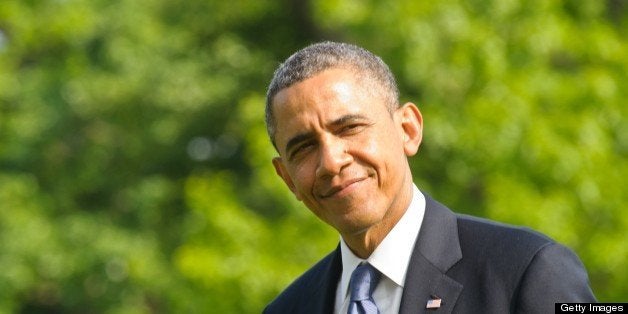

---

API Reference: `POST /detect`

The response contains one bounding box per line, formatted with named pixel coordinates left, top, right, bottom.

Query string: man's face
left=271, top=68, right=422, bottom=237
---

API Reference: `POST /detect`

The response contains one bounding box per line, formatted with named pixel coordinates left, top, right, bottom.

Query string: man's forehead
left=270, top=67, right=389, bottom=144
left=275, top=68, right=358, bottom=98
left=273, top=101, right=354, bottom=136
left=272, top=71, right=355, bottom=115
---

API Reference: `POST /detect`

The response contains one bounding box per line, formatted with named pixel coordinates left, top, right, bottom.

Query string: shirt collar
left=338, top=185, right=426, bottom=297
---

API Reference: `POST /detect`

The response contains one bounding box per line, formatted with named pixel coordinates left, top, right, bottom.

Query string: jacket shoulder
left=451, top=214, right=596, bottom=310
left=450, top=214, right=556, bottom=293
left=264, top=249, right=340, bottom=314
left=456, top=214, right=554, bottom=255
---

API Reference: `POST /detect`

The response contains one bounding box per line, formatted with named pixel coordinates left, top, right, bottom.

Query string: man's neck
left=340, top=181, right=414, bottom=259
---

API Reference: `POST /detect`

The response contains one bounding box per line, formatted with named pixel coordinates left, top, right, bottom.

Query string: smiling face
left=271, top=68, right=423, bottom=239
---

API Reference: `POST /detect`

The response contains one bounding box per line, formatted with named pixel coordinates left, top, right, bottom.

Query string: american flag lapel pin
left=426, top=295, right=442, bottom=309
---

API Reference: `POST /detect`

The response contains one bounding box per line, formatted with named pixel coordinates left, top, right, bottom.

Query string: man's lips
left=319, top=177, right=367, bottom=198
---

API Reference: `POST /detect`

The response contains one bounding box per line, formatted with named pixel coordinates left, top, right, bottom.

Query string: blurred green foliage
left=0, top=0, right=626, bottom=312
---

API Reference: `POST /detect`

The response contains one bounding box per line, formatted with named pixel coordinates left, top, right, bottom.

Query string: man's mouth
left=319, top=177, right=367, bottom=198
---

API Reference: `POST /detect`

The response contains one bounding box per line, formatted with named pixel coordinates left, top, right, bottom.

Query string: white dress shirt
left=334, top=185, right=426, bottom=314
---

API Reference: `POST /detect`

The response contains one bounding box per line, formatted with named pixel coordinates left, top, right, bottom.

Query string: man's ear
left=272, top=157, right=302, bottom=201
left=397, top=102, right=423, bottom=156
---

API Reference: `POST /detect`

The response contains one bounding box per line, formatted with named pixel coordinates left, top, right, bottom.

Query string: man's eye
left=290, top=142, right=314, bottom=160
left=340, top=124, right=363, bottom=134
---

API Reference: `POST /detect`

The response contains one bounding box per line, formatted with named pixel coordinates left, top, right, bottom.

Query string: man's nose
left=315, top=139, right=352, bottom=178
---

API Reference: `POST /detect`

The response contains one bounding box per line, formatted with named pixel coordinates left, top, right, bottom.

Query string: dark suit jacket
left=264, top=195, right=596, bottom=313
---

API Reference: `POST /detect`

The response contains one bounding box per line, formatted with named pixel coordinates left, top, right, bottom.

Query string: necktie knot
left=348, top=263, right=381, bottom=314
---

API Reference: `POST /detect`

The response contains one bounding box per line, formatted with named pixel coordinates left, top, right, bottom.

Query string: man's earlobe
left=399, top=102, right=423, bottom=156
left=272, top=157, right=301, bottom=200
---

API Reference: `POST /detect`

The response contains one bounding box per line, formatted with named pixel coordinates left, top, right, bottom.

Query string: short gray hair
left=265, top=41, right=399, bottom=147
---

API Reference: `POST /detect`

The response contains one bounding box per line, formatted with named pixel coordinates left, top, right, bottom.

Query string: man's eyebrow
left=329, top=114, right=369, bottom=127
left=283, top=114, right=370, bottom=156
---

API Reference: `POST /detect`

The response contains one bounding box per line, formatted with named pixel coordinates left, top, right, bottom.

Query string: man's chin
left=333, top=214, right=381, bottom=236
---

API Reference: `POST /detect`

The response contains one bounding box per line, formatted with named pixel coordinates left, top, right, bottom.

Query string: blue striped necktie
left=348, top=263, right=381, bottom=314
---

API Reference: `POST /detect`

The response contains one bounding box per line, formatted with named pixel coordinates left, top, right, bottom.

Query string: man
left=263, top=42, right=595, bottom=313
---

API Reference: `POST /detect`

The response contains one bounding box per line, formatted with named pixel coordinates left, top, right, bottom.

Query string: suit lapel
left=399, top=195, right=464, bottom=313
left=303, top=246, right=342, bottom=313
